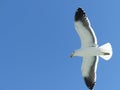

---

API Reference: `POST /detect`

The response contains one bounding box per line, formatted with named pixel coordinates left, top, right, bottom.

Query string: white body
left=74, top=43, right=112, bottom=60
left=72, top=8, right=113, bottom=90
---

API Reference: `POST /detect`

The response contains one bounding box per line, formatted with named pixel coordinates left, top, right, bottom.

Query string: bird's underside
left=74, top=7, right=98, bottom=90
left=71, top=7, right=113, bottom=90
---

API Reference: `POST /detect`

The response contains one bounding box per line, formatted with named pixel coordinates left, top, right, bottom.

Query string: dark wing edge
left=83, top=56, right=98, bottom=90
left=84, top=77, right=95, bottom=90
left=75, top=8, right=86, bottom=21
left=75, top=7, right=89, bottom=27
left=74, top=7, right=97, bottom=46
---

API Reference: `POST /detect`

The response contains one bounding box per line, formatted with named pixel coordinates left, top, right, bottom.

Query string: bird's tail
left=99, top=43, right=113, bottom=60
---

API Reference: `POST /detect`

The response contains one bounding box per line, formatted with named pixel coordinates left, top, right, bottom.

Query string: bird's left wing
left=74, top=8, right=97, bottom=48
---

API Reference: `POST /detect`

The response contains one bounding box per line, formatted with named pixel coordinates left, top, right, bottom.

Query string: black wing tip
left=75, top=7, right=86, bottom=21
left=84, top=77, right=95, bottom=90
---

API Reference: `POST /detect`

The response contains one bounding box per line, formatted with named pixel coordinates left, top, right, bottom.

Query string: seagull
left=70, top=8, right=113, bottom=90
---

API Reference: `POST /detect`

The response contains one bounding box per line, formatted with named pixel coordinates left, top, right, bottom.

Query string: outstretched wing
left=81, top=56, right=99, bottom=90
left=74, top=8, right=97, bottom=48
left=73, top=8, right=100, bottom=90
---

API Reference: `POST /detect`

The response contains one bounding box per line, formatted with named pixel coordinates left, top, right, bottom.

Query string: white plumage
left=70, top=8, right=113, bottom=90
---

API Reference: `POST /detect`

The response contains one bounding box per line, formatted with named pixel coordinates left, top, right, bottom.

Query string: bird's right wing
left=81, top=56, right=99, bottom=90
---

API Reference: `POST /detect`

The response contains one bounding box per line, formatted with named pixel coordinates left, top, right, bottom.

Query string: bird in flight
left=70, top=8, right=113, bottom=90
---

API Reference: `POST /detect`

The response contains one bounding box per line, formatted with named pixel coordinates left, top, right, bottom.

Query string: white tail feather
left=99, top=43, right=113, bottom=60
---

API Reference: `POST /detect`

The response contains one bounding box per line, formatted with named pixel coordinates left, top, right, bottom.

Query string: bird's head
left=70, top=49, right=82, bottom=58
left=70, top=51, right=75, bottom=58
left=70, top=50, right=79, bottom=58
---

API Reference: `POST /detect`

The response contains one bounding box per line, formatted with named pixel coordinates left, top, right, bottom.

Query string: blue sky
left=0, top=0, right=119, bottom=90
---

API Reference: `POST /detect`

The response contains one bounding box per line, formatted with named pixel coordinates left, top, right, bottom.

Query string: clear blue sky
left=0, top=0, right=119, bottom=90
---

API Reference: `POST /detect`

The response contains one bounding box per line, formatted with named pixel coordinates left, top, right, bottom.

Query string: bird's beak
left=70, top=54, right=74, bottom=58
